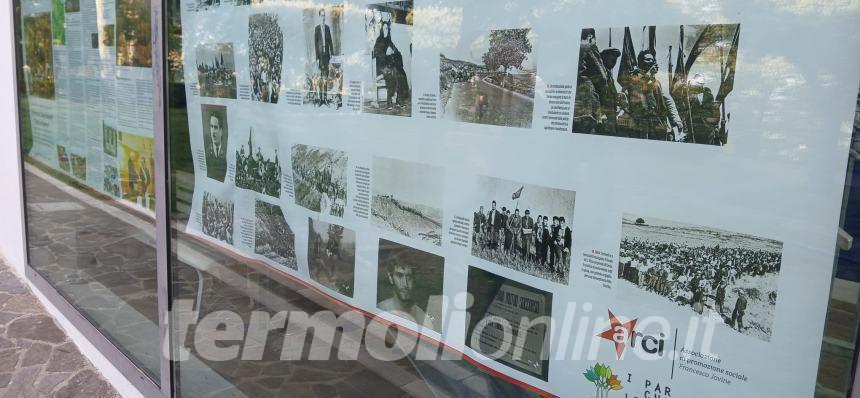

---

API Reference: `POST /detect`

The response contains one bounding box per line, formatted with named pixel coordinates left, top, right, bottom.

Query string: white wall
left=0, top=0, right=26, bottom=275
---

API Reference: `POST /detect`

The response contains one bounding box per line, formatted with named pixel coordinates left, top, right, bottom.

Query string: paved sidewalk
left=0, top=261, right=119, bottom=398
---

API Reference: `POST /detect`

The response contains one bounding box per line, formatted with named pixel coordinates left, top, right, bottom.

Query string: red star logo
left=597, top=310, right=638, bottom=359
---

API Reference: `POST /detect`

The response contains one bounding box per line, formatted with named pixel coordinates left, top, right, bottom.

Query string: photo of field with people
left=618, top=214, right=782, bottom=341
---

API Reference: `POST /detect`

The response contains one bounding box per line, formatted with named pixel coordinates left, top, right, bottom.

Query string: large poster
left=177, top=0, right=860, bottom=397
left=21, top=0, right=155, bottom=213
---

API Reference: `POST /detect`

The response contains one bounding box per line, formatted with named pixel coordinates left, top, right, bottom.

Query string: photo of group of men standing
left=470, top=178, right=576, bottom=284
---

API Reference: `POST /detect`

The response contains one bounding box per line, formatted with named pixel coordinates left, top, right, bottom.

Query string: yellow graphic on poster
left=118, top=132, right=155, bottom=210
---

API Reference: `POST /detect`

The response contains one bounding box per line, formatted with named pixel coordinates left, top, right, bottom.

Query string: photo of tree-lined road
left=439, top=28, right=537, bottom=128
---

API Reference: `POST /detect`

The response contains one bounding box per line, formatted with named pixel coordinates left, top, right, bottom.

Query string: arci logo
left=583, top=363, right=623, bottom=398
left=597, top=310, right=667, bottom=359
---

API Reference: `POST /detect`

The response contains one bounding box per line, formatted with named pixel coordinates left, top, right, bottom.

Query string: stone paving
left=24, top=165, right=537, bottom=398
left=0, top=262, right=118, bottom=398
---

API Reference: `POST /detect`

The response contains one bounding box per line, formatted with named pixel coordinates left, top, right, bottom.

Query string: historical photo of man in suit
left=302, top=5, right=343, bottom=109
left=618, top=214, right=782, bottom=341
left=470, top=176, right=575, bottom=284
left=372, top=157, right=444, bottom=246
left=377, top=239, right=444, bottom=332
left=439, top=28, right=537, bottom=128
left=196, top=42, right=237, bottom=99
left=363, top=1, right=413, bottom=116
left=308, top=218, right=356, bottom=297
left=572, top=24, right=739, bottom=145
left=201, top=104, right=228, bottom=182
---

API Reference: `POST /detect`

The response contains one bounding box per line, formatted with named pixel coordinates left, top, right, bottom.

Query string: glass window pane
left=14, top=0, right=160, bottom=383
left=166, top=0, right=860, bottom=397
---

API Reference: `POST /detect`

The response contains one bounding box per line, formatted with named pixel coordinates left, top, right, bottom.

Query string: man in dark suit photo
left=314, top=8, right=334, bottom=106
left=204, top=107, right=228, bottom=182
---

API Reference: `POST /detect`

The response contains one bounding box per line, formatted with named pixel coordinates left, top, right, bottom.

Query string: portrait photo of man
left=202, top=104, right=228, bottom=182
left=301, top=4, right=343, bottom=109
left=376, top=239, right=444, bottom=332
left=314, top=8, right=333, bottom=105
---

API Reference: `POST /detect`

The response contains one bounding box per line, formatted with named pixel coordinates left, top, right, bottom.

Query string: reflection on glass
left=15, top=0, right=160, bottom=382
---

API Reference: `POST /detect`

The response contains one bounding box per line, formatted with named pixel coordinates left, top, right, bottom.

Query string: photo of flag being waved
left=573, top=24, right=740, bottom=146
left=470, top=176, right=576, bottom=284
left=583, top=363, right=623, bottom=398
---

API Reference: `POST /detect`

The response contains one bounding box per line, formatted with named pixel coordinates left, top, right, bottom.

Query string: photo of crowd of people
left=302, top=5, right=344, bottom=109
left=573, top=24, right=739, bottom=145
left=292, top=144, right=347, bottom=217
left=470, top=176, right=575, bottom=284
left=618, top=215, right=782, bottom=341
left=196, top=42, right=237, bottom=98
left=308, top=218, right=355, bottom=297
left=235, top=128, right=281, bottom=198
left=202, top=191, right=234, bottom=244
left=22, top=13, right=54, bottom=99
left=249, top=13, right=283, bottom=103
left=255, top=200, right=296, bottom=269
left=439, top=28, right=536, bottom=128
left=377, top=239, right=444, bottom=332
left=363, top=1, right=412, bottom=116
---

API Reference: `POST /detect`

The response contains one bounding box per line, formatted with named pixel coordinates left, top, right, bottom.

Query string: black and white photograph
left=235, top=127, right=281, bottom=197
left=465, top=266, right=552, bottom=380
left=196, top=0, right=219, bottom=11
left=202, top=191, right=234, bottom=245
left=572, top=24, right=739, bottom=145
left=372, top=157, right=443, bottom=246
left=249, top=13, right=283, bottom=103
left=196, top=42, right=237, bottom=99
left=618, top=214, right=782, bottom=341
left=308, top=218, right=355, bottom=297
left=377, top=239, right=444, bottom=332
left=470, top=176, right=575, bottom=284
left=56, top=145, right=71, bottom=173
left=201, top=104, right=228, bottom=182
left=255, top=200, right=297, bottom=269
left=65, top=0, right=80, bottom=13
left=103, top=165, right=120, bottom=197
left=363, top=1, right=412, bottom=116
left=439, top=28, right=537, bottom=128
left=103, top=122, right=117, bottom=157
left=301, top=5, right=344, bottom=109
left=71, top=154, right=86, bottom=180
left=291, top=144, right=347, bottom=217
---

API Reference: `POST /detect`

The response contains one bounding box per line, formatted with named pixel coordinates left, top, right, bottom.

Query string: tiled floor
left=0, top=259, right=118, bottom=398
